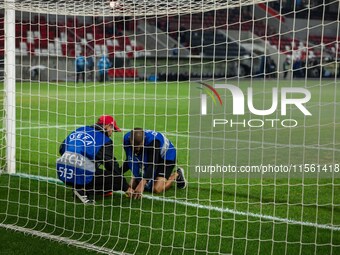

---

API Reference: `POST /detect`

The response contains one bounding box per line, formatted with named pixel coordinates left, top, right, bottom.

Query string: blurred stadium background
left=0, top=0, right=338, bottom=82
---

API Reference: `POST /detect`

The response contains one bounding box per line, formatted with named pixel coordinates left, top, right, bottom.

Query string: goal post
left=0, top=0, right=340, bottom=254
left=4, top=0, right=15, bottom=174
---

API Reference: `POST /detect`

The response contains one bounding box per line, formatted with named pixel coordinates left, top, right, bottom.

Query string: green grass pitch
left=0, top=79, right=340, bottom=254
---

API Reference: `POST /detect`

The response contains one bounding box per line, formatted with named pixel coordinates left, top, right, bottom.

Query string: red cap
left=97, top=115, right=121, bottom=132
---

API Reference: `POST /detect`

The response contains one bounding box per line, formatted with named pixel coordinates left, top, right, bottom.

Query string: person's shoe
left=73, top=189, right=95, bottom=205
left=176, top=167, right=187, bottom=189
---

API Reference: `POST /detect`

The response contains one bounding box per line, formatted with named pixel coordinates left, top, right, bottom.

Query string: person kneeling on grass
left=56, top=115, right=134, bottom=204
left=123, top=128, right=187, bottom=199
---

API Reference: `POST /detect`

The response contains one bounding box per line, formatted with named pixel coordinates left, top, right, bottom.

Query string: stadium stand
left=0, top=15, right=144, bottom=78
left=6, top=15, right=145, bottom=59
left=146, top=7, right=316, bottom=61
left=1, top=8, right=336, bottom=62
left=0, top=4, right=337, bottom=80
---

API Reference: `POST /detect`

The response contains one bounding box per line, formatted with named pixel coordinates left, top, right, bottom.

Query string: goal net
left=0, top=0, right=340, bottom=254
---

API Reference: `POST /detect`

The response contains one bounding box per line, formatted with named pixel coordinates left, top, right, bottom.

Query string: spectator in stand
left=172, top=44, right=179, bottom=56
left=293, top=58, right=303, bottom=78
left=97, top=54, right=112, bottom=82
left=265, top=56, right=272, bottom=78
left=87, top=55, right=95, bottom=82
left=269, top=58, right=277, bottom=78
left=75, top=52, right=87, bottom=83
left=295, top=0, right=303, bottom=10
left=283, top=57, right=291, bottom=79
left=242, top=6, right=252, bottom=20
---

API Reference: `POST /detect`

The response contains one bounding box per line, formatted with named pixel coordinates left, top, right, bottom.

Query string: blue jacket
left=56, top=126, right=111, bottom=185
left=75, top=56, right=86, bottom=72
left=97, top=56, right=111, bottom=74
left=123, top=130, right=176, bottom=179
left=87, top=56, right=94, bottom=70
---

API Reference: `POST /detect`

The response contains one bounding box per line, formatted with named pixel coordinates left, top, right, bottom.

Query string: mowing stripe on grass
left=8, top=173, right=340, bottom=232
left=0, top=223, right=129, bottom=255
left=9, top=124, right=340, bottom=152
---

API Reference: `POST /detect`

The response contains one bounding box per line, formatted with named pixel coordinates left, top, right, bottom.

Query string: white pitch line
left=143, top=194, right=340, bottom=232
left=8, top=173, right=340, bottom=232
left=6, top=123, right=340, bottom=152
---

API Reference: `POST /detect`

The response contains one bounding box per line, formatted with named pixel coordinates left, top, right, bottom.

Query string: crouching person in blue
left=56, top=115, right=134, bottom=204
left=123, top=128, right=187, bottom=199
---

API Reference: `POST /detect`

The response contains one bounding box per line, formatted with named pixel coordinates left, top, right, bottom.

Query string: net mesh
left=0, top=0, right=340, bottom=254
left=1, top=0, right=274, bottom=16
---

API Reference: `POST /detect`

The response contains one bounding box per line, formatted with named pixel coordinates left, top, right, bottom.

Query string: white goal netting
left=0, top=0, right=339, bottom=254
left=2, top=0, right=270, bottom=16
